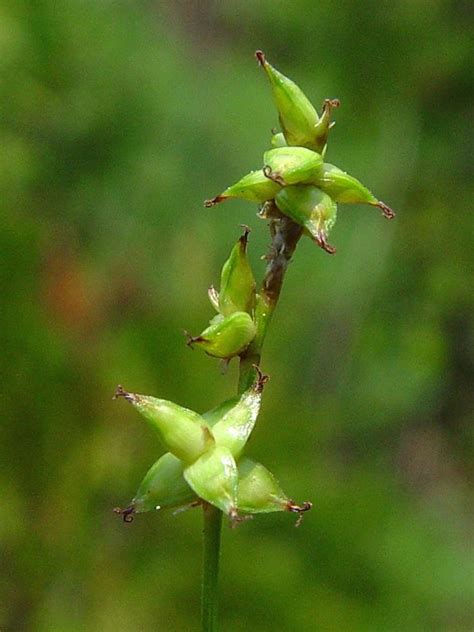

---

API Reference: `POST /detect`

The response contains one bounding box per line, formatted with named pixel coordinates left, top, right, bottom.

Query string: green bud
left=114, top=386, right=214, bottom=464
left=237, top=458, right=312, bottom=521
left=318, top=163, right=395, bottom=219
left=256, top=50, right=320, bottom=150
left=218, top=227, right=256, bottom=316
left=184, top=445, right=238, bottom=518
left=262, top=146, right=323, bottom=187
left=312, top=98, right=340, bottom=154
left=187, top=311, right=256, bottom=359
left=114, top=452, right=196, bottom=522
left=211, top=368, right=268, bottom=459
left=204, top=169, right=281, bottom=207
left=275, top=185, right=338, bottom=254
left=271, top=131, right=287, bottom=148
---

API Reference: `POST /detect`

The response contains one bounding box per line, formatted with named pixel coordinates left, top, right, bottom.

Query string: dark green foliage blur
left=1, top=1, right=473, bottom=630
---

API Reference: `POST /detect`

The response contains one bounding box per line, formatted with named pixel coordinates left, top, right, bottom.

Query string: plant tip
left=113, top=506, right=135, bottom=523
left=255, top=50, right=266, bottom=66
left=375, top=201, right=395, bottom=220
left=114, top=385, right=136, bottom=402
left=184, top=330, right=201, bottom=348
left=204, top=196, right=225, bottom=208
left=286, top=500, right=312, bottom=527
left=252, top=364, right=270, bottom=392
left=314, top=234, right=336, bottom=255
left=239, top=223, right=252, bottom=238
left=324, top=98, right=341, bottom=110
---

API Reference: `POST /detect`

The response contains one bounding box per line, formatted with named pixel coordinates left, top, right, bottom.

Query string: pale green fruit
left=211, top=370, right=267, bottom=459
left=262, top=146, right=323, bottom=186
left=204, top=169, right=281, bottom=207
left=256, top=50, right=320, bottom=149
left=237, top=457, right=312, bottom=518
left=187, top=311, right=256, bottom=359
left=275, top=185, right=338, bottom=254
left=219, top=227, right=256, bottom=316
left=317, top=163, right=395, bottom=218
left=114, top=386, right=214, bottom=464
left=184, top=445, right=238, bottom=518
left=114, top=452, right=195, bottom=521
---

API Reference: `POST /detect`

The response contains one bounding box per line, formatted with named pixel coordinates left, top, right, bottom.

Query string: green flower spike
left=186, top=311, right=256, bottom=359
left=204, top=169, right=281, bottom=207
left=113, top=452, right=195, bottom=522
left=114, top=370, right=267, bottom=522
left=114, top=386, right=214, bottom=464
left=275, top=184, right=338, bottom=254
left=318, top=163, right=395, bottom=219
left=262, top=146, right=323, bottom=187
left=237, top=457, right=312, bottom=524
left=184, top=445, right=239, bottom=519
left=256, top=50, right=320, bottom=150
left=218, top=226, right=256, bottom=317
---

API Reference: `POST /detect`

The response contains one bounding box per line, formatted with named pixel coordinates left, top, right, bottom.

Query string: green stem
left=201, top=504, right=222, bottom=632
left=201, top=212, right=302, bottom=631
left=239, top=212, right=303, bottom=390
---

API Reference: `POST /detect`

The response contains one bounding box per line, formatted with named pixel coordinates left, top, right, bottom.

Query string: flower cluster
left=115, top=51, right=394, bottom=527
left=115, top=221, right=310, bottom=524
left=185, top=227, right=257, bottom=362
left=114, top=369, right=310, bottom=524
left=205, top=51, right=394, bottom=255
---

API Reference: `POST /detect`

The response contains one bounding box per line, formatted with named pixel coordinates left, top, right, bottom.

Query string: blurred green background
left=1, top=1, right=473, bottom=630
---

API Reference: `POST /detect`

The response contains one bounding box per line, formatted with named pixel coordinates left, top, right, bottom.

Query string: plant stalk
left=239, top=213, right=303, bottom=390
left=201, top=503, right=222, bottom=632
left=201, top=212, right=302, bottom=631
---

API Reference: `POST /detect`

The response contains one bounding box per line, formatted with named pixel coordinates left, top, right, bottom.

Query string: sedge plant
left=114, top=50, right=395, bottom=631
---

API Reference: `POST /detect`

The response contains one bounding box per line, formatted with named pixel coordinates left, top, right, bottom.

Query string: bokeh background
left=1, top=1, right=473, bottom=630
